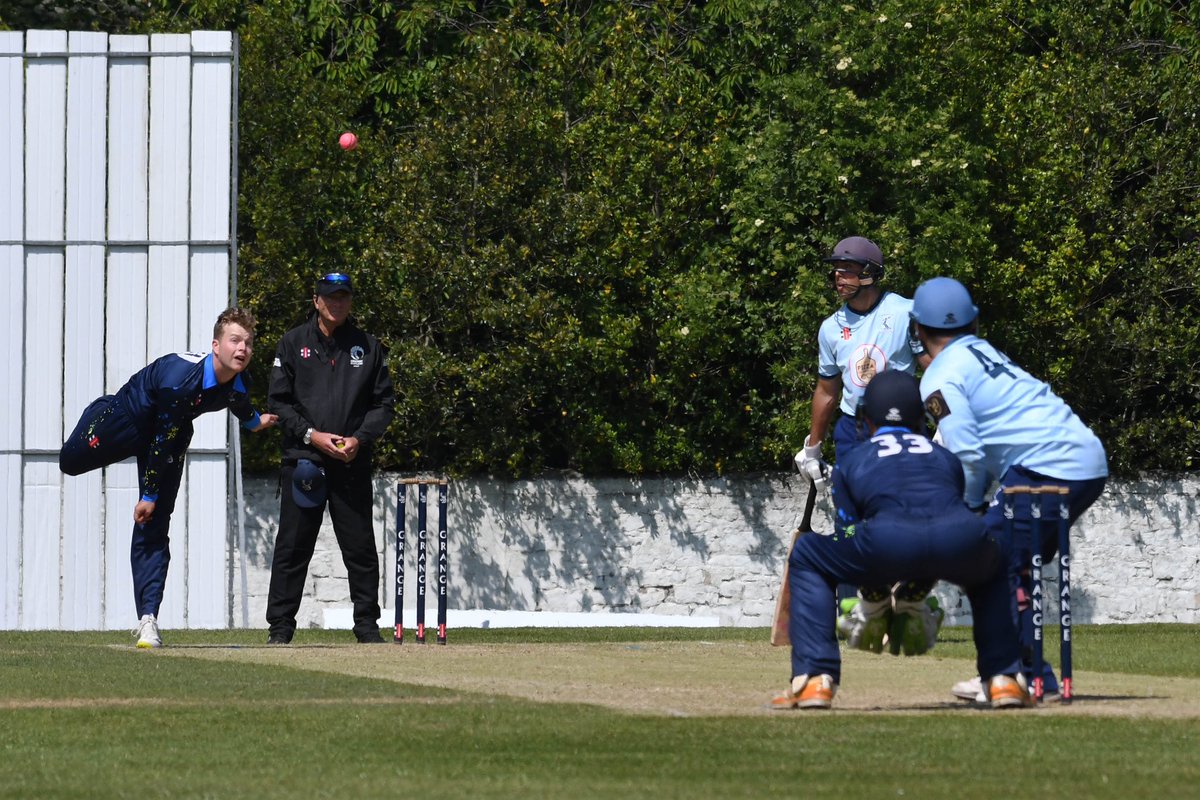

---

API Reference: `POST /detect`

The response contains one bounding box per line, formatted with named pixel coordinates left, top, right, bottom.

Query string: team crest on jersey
left=925, top=390, right=951, bottom=421
left=848, top=344, right=885, bottom=387
left=350, top=345, right=364, bottom=367
left=300, top=347, right=312, bottom=359
left=855, top=352, right=878, bottom=385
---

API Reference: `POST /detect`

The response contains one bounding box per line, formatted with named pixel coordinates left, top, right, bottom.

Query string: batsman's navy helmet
left=824, top=236, right=884, bottom=284
left=910, top=276, right=979, bottom=330
left=861, top=370, right=925, bottom=431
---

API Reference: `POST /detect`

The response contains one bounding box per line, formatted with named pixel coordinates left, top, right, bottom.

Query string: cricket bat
left=770, top=479, right=817, bottom=646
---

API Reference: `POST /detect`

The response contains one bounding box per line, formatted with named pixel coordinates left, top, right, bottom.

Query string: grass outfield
left=1, top=625, right=1197, bottom=799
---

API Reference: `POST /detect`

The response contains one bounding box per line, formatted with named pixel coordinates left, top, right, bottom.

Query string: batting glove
left=794, top=439, right=830, bottom=489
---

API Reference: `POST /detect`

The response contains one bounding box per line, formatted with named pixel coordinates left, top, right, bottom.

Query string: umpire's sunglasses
left=315, top=272, right=354, bottom=295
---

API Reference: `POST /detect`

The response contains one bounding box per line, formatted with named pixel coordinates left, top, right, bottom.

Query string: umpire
left=265, top=271, right=396, bottom=644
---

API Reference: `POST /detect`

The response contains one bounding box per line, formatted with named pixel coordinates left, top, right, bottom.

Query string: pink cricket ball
left=339, top=131, right=358, bottom=151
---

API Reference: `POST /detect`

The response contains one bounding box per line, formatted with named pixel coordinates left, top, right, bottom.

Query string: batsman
left=793, top=235, right=941, bottom=654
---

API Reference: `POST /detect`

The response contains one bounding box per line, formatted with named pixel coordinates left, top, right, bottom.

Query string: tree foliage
left=9, top=0, right=1198, bottom=476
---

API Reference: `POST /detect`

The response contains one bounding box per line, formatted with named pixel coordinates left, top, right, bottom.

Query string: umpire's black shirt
left=268, top=314, right=395, bottom=464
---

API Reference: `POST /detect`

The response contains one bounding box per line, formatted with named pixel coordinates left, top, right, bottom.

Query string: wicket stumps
left=395, top=478, right=449, bottom=645
left=1002, top=485, right=1072, bottom=704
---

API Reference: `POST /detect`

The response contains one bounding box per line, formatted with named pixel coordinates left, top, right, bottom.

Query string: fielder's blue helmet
left=910, top=277, right=979, bottom=330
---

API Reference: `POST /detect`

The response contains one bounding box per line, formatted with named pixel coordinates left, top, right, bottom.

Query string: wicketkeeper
left=773, top=370, right=1030, bottom=710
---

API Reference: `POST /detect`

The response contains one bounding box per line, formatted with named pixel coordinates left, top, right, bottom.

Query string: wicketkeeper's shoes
left=770, top=674, right=837, bottom=710
left=135, top=614, right=162, bottom=649
left=985, top=673, right=1034, bottom=709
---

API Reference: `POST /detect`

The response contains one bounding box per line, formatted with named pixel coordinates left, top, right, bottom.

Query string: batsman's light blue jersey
left=920, top=335, right=1108, bottom=507
left=818, top=292, right=918, bottom=415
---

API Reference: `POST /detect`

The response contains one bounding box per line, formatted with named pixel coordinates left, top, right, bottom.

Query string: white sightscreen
left=0, top=30, right=239, bottom=630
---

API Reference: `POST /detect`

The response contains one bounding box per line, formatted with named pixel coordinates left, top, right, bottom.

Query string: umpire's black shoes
left=355, top=629, right=386, bottom=644
left=266, top=632, right=292, bottom=645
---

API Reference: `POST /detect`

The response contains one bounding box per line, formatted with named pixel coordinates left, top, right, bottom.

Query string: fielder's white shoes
left=135, top=614, right=162, bottom=649
left=952, top=675, right=986, bottom=703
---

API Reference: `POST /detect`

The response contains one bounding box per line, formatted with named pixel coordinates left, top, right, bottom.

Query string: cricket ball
left=339, top=131, right=358, bottom=151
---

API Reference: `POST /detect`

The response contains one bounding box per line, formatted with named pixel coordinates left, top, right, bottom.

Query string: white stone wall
left=229, top=472, right=1200, bottom=630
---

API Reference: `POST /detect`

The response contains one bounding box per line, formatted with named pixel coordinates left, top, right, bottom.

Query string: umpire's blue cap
left=292, top=458, right=327, bottom=508
left=315, top=271, right=353, bottom=296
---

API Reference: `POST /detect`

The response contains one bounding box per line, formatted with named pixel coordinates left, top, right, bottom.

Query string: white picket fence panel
left=0, top=30, right=238, bottom=630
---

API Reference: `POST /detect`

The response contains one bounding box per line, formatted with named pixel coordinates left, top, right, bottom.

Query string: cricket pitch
left=162, top=639, right=1200, bottom=719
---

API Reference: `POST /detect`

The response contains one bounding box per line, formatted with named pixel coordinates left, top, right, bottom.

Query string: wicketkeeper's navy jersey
left=831, top=426, right=971, bottom=540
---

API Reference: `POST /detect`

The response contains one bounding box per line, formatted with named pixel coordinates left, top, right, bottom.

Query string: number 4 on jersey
left=967, top=344, right=1016, bottom=379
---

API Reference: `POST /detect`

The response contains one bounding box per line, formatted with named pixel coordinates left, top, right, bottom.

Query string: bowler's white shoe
left=135, top=614, right=162, bottom=649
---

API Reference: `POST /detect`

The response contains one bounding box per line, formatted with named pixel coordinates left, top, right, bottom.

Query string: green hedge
left=9, top=0, right=1198, bottom=477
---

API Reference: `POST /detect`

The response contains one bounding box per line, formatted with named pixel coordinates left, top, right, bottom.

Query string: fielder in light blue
left=911, top=277, right=1108, bottom=698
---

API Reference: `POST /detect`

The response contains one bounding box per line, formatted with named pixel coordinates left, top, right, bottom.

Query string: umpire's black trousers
left=266, top=457, right=382, bottom=639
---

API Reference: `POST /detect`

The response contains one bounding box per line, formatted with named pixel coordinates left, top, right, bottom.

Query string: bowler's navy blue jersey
left=831, top=426, right=969, bottom=539
left=115, top=352, right=259, bottom=499
left=117, top=352, right=257, bottom=426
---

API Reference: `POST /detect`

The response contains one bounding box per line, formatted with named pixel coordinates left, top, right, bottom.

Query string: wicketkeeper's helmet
left=860, top=369, right=925, bottom=432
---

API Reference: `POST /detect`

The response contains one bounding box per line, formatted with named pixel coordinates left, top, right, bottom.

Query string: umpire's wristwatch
left=303, top=427, right=313, bottom=445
